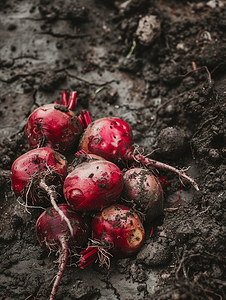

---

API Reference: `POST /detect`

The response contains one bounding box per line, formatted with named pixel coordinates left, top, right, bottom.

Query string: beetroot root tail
left=49, top=238, right=69, bottom=300
left=39, top=179, right=74, bottom=237
left=128, top=153, right=199, bottom=191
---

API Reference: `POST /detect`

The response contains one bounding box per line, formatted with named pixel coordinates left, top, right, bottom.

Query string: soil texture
left=1, top=0, right=226, bottom=299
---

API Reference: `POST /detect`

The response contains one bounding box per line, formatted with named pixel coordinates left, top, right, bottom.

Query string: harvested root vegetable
left=79, top=117, right=199, bottom=190
left=11, top=147, right=68, bottom=207
left=25, top=91, right=91, bottom=153
left=122, top=167, right=164, bottom=222
left=63, top=160, right=124, bottom=211
left=78, top=204, right=145, bottom=269
left=36, top=204, right=89, bottom=300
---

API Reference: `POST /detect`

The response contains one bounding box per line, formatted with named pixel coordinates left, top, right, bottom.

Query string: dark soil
left=1, top=0, right=226, bottom=299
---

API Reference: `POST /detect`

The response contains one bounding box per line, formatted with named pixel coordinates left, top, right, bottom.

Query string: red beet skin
left=93, top=204, right=145, bottom=257
left=63, top=160, right=124, bottom=211
left=25, top=103, right=83, bottom=153
left=36, top=204, right=89, bottom=300
left=11, top=147, right=68, bottom=206
left=79, top=204, right=145, bottom=269
left=79, top=117, right=133, bottom=163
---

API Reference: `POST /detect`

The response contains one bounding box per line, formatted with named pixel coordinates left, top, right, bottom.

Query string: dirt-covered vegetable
left=79, top=204, right=145, bottom=269
left=63, top=160, right=124, bottom=211
left=25, top=91, right=91, bottom=153
left=11, top=147, right=68, bottom=207
left=122, top=167, right=164, bottom=222
left=36, top=204, right=89, bottom=300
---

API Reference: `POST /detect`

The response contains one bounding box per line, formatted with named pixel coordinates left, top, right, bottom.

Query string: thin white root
left=39, top=179, right=74, bottom=237
left=16, top=197, right=46, bottom=212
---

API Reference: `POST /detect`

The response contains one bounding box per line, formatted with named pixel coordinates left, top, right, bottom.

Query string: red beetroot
left=79, top=204, right=145, bottom=269
left=11, top=147, right=68, bottom=207
left=63, top=160, right=124, bottom=211
left=36, top=204, right=89, bottom=300
left=25, top=91, right=91, bottom=153
left=79, top=117, right=199, bottom=190
left=122, top=168, right=164, bottom=222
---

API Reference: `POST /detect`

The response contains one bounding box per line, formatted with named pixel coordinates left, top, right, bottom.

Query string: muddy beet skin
left=92, top=204, right=145, bottom=258
left=25, top=104, right=83, bottom=153
left=11, top=147, right=68, bottom=206
left=79, top=117, right=134, bottom=163
left=122, top=168, right=164, bottom=222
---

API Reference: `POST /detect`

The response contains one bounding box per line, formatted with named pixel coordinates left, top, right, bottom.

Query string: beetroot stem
left=39, top=179, right=74, bottom=237
left=49, top=237, right=69, bottom=300
left=68, top=91, right=77, bottom=110
left=62, top=91, right=69, bottom=107
left=78, top=110, right=92, bottom=130
left=129, top=153, right=199, bottom=191
left=75, top=149, right=89, bottom=156
left=79, top=257, right=96, bottom=269
left=78, top=247, right=98, bottom=269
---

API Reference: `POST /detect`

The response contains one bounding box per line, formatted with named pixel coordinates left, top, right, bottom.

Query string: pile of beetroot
left=10, top=91, right=198, bottom=300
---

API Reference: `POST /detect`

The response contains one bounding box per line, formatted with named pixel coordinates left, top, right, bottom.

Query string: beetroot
left=79, top=204, right=145, bottom=269
left=79, top=117, right=199, bottom=190
left=25, top=91, right=91, bottom=153
left=11, top=147, right=68, bottom=207
left=63, top=160, right=124, bottom=211
left=122, top=167, right=164, bottom=222
left=36, top=204, right=89, bottom=300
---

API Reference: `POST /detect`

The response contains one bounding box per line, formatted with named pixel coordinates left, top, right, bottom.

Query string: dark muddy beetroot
left=36, top=204, right=89, bottom=300
left=25, top=91, right=91, bottom=153
left=79, top=204, right=145, bottom=269
left=63, top=160, right=124, bottom=211
left=79, top=117, right=199, bottom=190
left=11, top=147, right=68, bottom=206
left=122, top=167, right=164, bottom=222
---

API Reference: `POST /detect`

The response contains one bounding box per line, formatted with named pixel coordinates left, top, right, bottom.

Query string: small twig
left=164, top=207, right=179, bottom=212
left=0, top=71, right=45, bottom=83
left=65, top=70, right=116, bottom=86
left=190, top=114, right=218, bottom=159
left=38, top=31, right=90, bottom=39
left=178, top=65, right=212, bottom=85
left=149, top=91, right=187, bottom=129
left=24, top=295, right=33, bottom=300
left=192, top=114, right=218, bottom=140
left=197, top=206, right=210, bottom=215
